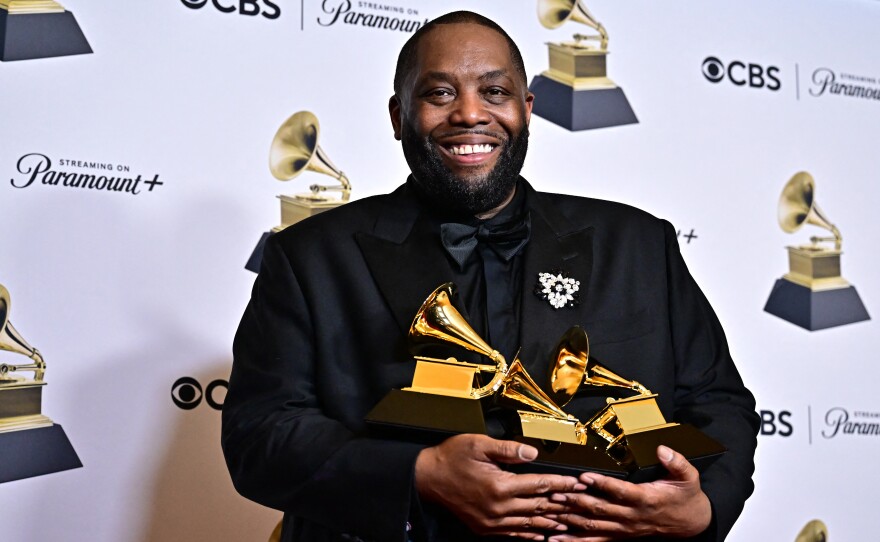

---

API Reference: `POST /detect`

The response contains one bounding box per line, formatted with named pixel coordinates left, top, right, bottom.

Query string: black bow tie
left=440, top=213, right=531, bottom=269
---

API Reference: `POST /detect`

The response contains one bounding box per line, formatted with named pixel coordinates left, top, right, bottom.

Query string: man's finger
left=656, top=445, right=698, bottom=482
left=502, top=532, right=545, bottom=541
left=482, top=437, right=540, bottom=465
left=547, top=535, right=613, bottom=542
left=577, top=472, right=640, bottom=503
left=503, top=472, right=586, bottom=496
left=549, top=491, right=634, bottom=521
left=487, top=514, right=569, bottom=533
left=551, top=513, right=630, bottom=536
left=486, top=494, right=577, bottom=518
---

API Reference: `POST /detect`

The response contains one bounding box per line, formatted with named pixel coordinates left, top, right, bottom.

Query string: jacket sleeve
left=662, top=220, right=760, bottom=542
left=221, top=234, right=424, bottom=541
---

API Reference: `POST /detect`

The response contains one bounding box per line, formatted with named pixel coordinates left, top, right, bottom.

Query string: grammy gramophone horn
left=795, top=519, right=828, bottom=542
left=268, top=111, right=351, bottom=200
left=548, top=326, right=650, bottom=407
left=547, top=325, right=589, bottom=407
left=778, top=171, right=841, bottom=250
left=500, top=356, right=570, bottom=419
left=537, top=0, right=608, bottom=48
left=409, top=283, right=507, bottom=398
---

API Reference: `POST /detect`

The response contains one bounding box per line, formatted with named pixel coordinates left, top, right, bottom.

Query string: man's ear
left=524, top=91, right=534, bottom=126
left=389, top=95, right=403, bottom=141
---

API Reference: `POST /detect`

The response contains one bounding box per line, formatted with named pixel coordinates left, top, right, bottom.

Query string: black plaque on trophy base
left=365, top=389, right=490, bottom=445
left=529, top=75, right=638, bottom=131
left=764, top=279, right=870, bottom=331
left=510, top=423, right=724, bottom=482
left=0, top=10, right=92, bottom=62
left=0, top=424, right=82, bottom=483
left=508, top=437, right=628, bottom=478
left=619, top=423, right=725, bottom=483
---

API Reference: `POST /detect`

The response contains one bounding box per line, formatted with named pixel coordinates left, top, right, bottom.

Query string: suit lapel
left=356, top=179, right=596, bottom=387
left=518, top=183, right=595, bottom=385
left=355, top=183, right=456, bottom=336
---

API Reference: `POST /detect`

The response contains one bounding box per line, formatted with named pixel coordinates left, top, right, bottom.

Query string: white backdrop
left=1, top=0, right=878, bottom=540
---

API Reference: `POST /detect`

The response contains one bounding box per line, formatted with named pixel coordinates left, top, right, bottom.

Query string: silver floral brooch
left=535, top=271, right=580, bottom=309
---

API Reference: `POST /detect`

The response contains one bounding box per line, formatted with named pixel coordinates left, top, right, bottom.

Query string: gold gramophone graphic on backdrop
left=528, top=0, right=638, bottom=131
left=366, top=284, right=725, bottom=480
left=0, top=0, right=92, bottom=62
left=0, top=284, right=50, bottom=432
left=0, top=283, right=80, bottom=483
left=269, top=110, right=351, bottom=230
left=764, top=172, right=870, bottom=331
left=246, top=111, right=352, bottom=272
left=795, top=519, right=828, bottom=542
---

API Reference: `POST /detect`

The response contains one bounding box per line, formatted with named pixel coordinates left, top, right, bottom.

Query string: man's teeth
left=450, top=144, right=494, bottom=155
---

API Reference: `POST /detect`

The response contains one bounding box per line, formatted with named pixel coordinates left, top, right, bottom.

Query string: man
left=223, top=11, right=759, bottom=542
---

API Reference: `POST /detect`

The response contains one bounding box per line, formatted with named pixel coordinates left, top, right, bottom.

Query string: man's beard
left=401, top=121, right=529, bottom=216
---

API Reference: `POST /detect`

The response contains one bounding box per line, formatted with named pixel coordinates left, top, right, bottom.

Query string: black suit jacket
left=222, top=180, right=759, bottom=542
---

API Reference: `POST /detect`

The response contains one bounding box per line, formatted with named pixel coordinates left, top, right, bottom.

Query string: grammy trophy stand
left=529, top=0, right=637, bottom=131
left=0, top=284, right=81, bottom=483
left=246, top=111, right=351, bottom=272
left=0, top=0, right=91, bottom=62
left=764, top=172, right=870, bottom=330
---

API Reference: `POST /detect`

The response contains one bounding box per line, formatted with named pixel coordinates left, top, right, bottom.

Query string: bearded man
left=223, top=11, right=758, bottom=542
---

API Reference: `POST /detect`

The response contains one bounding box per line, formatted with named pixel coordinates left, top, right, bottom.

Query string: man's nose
left=449, top=92, right=491, bottom=126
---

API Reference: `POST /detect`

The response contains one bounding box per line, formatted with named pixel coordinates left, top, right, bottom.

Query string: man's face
left=390, top=23, right=534, bottom=216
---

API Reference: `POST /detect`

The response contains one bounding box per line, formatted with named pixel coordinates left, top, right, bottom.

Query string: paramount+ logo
left=702, top=56, right=781, bottom=91
left=180, top=0, right=280, bottom=19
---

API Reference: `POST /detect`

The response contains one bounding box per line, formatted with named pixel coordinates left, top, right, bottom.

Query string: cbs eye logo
left=702, top=56, right=781, bottom=91
left=171, top=377, right=228, bottom=411
left=180, top=0, right=280, bottom=19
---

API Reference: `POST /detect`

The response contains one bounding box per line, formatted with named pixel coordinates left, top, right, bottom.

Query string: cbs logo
left=759, top=409, right=793, bottom=437
left=180, top=0, right=280, bottom=19
left=171, top=377, right=228, bottom=411
left=702, top=56, right=781, bottom=91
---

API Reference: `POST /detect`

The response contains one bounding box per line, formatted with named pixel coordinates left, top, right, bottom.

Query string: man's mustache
left=431, top=129, right=508, bottom=141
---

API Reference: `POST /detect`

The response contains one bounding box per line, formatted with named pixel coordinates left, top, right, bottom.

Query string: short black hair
left=392, top=11, right=528, bottom=97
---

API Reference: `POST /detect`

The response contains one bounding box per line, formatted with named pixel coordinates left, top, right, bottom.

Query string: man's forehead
left=415, top=22, right=513, bottom=68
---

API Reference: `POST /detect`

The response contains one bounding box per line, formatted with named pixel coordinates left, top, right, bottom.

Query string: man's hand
left=545, top=445, right=711, bottom=541
left=415, top=434, right=587, bottom=541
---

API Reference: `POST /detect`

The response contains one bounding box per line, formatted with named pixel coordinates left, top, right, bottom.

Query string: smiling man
left=391, top=19, right=531, bottom=220
left=223, top=11, right=759, bottom=542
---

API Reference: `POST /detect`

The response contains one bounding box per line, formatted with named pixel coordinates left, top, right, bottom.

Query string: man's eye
left=426, top=89, right=453, bottom=98
left=484, top=88, right=510, bottom=102
left=485, top=87, right=509, bottom=97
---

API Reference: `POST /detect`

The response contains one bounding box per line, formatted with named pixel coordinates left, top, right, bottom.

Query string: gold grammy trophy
left=528, top=0, right=637, bottom=131
left=545, top=326, right=724, bottom=480
left=0, top=0, right=92, bottom=62
left=246, top=111, right=352, bottom=272
left=366, top=283, right=585, bottom=443
left=764, top=172, right=870, bottom=330
left=0, top=283, right=80, bottom=483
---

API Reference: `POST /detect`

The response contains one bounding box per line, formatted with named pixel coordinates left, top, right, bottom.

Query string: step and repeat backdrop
left=1, top=0, right=878, bottom=540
